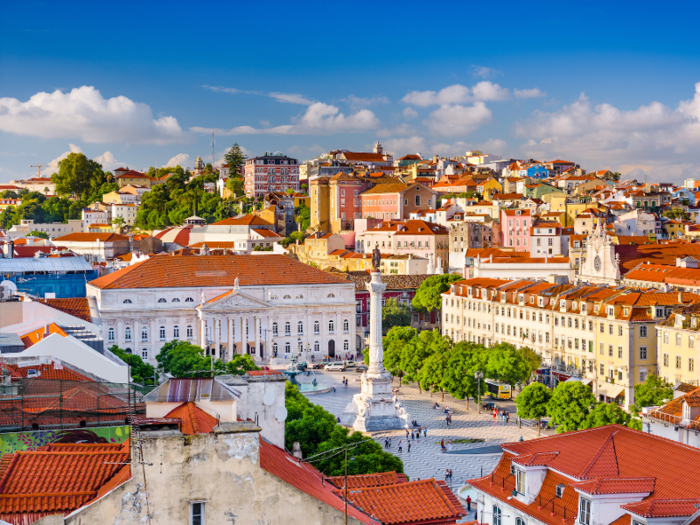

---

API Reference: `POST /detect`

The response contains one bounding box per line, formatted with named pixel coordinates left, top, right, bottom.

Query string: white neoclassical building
left=86, top=254, right=357, bottom=365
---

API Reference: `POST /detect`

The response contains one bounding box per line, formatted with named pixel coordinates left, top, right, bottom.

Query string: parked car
left=311, top=362, right=326, bottom=370
left=325, top=363, right=346, bottom=372
left=354, top=365, right=368, bottom=373
left=344, top=360, right=356, bottom=368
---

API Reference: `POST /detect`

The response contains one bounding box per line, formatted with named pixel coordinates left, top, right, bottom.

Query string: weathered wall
left=67, top=424, right=365, bottom=525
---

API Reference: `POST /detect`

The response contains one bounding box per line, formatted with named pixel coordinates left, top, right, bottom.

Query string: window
left=191, top=501, right=204, bottom=525
left=141, top=327, right=148, bottom=342
left=141, top=348, right=148, bottom=360
left=329, top=320, right=335, bottom=333
left=172, top=298, right=180, bottom=302
left=676, top=355, right=682, bottom=369
left=343, top=319, right=349, bottom=333
left=516, top=519, right=526, bottom=525
left=639, top=346, right=647, bottom=359
left=314, top=341, right=320, bottom=352
left=493, top=505, right=502, bottom=525
left=185, top=297, right=194, bottom=302
left=272, top=322, right=278, bottom=336
left=314, top=321, right=320, bottom=335
left=516, top=469, right=525, bottom=494
left=297, top=321, right=304, bottom=335
left=327, top=293, right=336, bottom=298
left=158, top=298, right=167, bottom=303
left=640, top=325, right=648, bottom=337
left=160, top=326, right=166, bottom=341
left=579, top=497, right=591, bottom=525
left=125, top=327, right=132, bottom=341
left=108, top=328, right=115, bottom=342
left=344, top=340, right=349, bottom=351
left=663, top=332, right=669, bottom=344
left=690, top=336, right=696, bottom=348
left=690, top=358, right=695, bottom=372
left=123, top=299, right=132, bottom=304
left=187, top=325, right=193, bottom=339
left=663, top=353, right=669, bottom=366
left=285, top=322, right=291, bottom=336
left=173, top=325, right=180, bottom=338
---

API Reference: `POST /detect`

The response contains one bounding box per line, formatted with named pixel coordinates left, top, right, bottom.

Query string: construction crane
left=29, top=164, right=44, bottom=178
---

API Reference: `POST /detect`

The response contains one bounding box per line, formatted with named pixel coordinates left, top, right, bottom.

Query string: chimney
left=43, top=325, right=50, bottom=339
left=679, top=292, right=684, bottom=303
left=8, top=240, right=13, bottom=259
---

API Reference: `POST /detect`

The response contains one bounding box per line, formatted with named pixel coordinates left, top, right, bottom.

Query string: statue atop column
left=372, top=246, right=381, bottom=271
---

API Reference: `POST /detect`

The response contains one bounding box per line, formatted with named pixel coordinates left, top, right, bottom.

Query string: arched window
left=270, top=294, right=278, bottom=300
left=298, top=341, right=303, bottom=352
left=285, top=342, right=291, bottom=353
left=344, top=340, right=349, bottom=351
left=273, top=342, right=278, bottom=354
left=108, top=328, right=115, bottom=342
left=158, top=298, right=167, bottom=303
left=329, top=320, right=335, bottom=333
left=327, top=293, right=336, bottom=298
left=297, top=321, right=304, bottom=335
left=283, top=295, right=291, bottom=299
left=285, top=322, right=291, bottom=336
left=123, top=299, right=132, bottom=304
left=185, top=297, right=194, bottom=303
left=314, top=321, right=320, bottom=334
left=186, top=325, right=193, bottom=339
left=125, top=327, right=132, bottom=341
left=296, top=294, right=304, bottom=299
left=272, top=322, right=278, bottom=336
left=172, top=298, right=180, bottom=303
left=141, top=326, right=148, bottom=341
left=159, top=326, right=166, bottom=340
left=124, top=348, right=132, bottom=354
left=314, top=341, right=320, bottom=352
left=343, top=319, right=349, bottom=333
left=173, top=325, right=179, bottom=338
left=141, top=348, right=148, bottom=360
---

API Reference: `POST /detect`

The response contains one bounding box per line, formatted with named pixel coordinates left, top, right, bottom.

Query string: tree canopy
left=109, top=345, right=156, bottom=384
left=515, top=382, right=552, bottom=435
left=223, top=143, right=247, bottom=198
left=52, top=152, right=109, bottom=200
left=634, top=374, right=673, bottom=408
left=486, top=343, right=534, bottom=387
left=156, top=340, right=259, bottom=378
left=411, top=274, right=463, bottom=312
left=547, top=381, right=596, bottom=433
left=443, top=342, right=489, bottom=409
left=382, top=299, right=411, bottom=334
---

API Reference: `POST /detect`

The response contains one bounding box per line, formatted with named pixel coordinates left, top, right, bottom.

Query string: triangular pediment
left=197, top=290, right=272, bottom=311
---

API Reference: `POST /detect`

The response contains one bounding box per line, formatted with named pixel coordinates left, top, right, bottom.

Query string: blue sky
left=2, top=0, right=700, bottom=184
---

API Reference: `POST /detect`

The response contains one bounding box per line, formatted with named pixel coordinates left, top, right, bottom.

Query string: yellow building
left=658, top=304, right=700, bottom=386
left=310, top=177, right=331, bottom=232
left=477, top=178, right=503, bottom=200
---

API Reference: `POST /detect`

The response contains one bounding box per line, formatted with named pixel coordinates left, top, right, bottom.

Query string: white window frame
left=190, top=501, right=205, bottom=525
left=578, top=497, right=591, bottom=525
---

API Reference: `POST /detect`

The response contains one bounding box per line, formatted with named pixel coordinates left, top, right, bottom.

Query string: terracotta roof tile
left=20, top=324, right=68, bottom=348
left=165, top=402, right=218, bottom=435
left=211, top=215, right=273, bottom=226
left=53, top=233, right=128, bottom=243
left=88, top=254, right=349, bottom=289
left=327, top=471, right=408, bottom=489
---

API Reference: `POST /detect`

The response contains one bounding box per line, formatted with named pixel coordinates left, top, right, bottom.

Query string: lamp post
left=475, top=370, right=484, bottom=414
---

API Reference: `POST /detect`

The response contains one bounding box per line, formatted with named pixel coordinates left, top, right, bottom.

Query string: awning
left=597, top=382, right=625, bottom=399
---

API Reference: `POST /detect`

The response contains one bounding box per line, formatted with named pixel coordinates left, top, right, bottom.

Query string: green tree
left=519, top=347, right=542, bottom=375
left=399, top=329, right=452, bottom=393
left=411, top=274, right=463, bottom=312
left=487, top=343, right=533, bottom=387
left=223, top=143, right=247, bottom=197
left=28, top=230, right=49, bottom=239
left=382, top=298, right=411, bottom=334
left=52, top=152, right=105, bottom=199
left=382, top=326, right=417, bottom=377
left=111, top=216, right=126, bottom=231
left=418, top=349, right=449, bottom=400
left=515, top=383, right=552, bottom=436
left=156, top=340, right=212, bottom=377
left=295, top=203, right=311, bottom=231
left=547, top=381, right=596, bottom=433
left=443, top=342, right=489, bottom=410
left=109, top=345, right=156, bottom=384
left=634, top=374, right=673, bottom=408
left=582, top=402, right=631, bottom=430
left=224, top=354, right=260, bottom=375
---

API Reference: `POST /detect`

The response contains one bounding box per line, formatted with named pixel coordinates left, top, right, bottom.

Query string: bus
left=485, top=379, right=512, bottom=400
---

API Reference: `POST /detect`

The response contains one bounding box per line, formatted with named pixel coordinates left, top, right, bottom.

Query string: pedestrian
left=423, top=427, right=427, bottom=438
left=466, top=495, right=472, bottom=512
left=445, top=468, right=449, bottom=480
left=440, top=439, right=445, bottom=452
left=337, top=416, right=341, bottom=424
left=407, top=442, right=411, bottom=453
left=450, top=469, right=453, bottom=482
left=448, top=439, right=453, bottom=452
left=446, top=414, right=450, bottom=426
left=405, top=429, right=409, bottom=439
left=332, top=384, right=336, bottom=393
left=398, top=441, right=403, bottom=453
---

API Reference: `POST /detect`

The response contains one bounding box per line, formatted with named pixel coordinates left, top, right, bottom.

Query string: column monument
left=344, top=253, right=409, bottom=431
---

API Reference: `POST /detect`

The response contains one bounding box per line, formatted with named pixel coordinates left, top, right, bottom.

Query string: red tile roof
left=212, top=215, right=272, bottom=226
left=259, top=438, right=376, bottom=524
left=53, top=233, right=128, bottom=243
left=165, top=402, right=219, bottom=435
left=36, top=297, right=91, bottom=322
left=11, top=246, right=52, bottom=258
left=20, top=324, right=68, bottom=348
left=327, top=471, right=408, bottom=489
left=338, top=479, right=464, bottom=525
left=88, top=254, right=349, bottom=289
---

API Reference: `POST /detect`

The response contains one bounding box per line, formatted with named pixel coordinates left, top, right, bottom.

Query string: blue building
left=0, top=256, right=98, bottom=298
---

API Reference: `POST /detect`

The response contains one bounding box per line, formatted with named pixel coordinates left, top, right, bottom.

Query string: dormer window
left=656, top=307, right=664, bottom=318
left=538, top=297, right=544, bottom=307
left=594, top=305, right=600, bottom=313
left=556, top=484, right=565, bottom=498
left=530, top=296, right=534, bottom=304
left=572, top=301, right=577, bottom=309
left=624, top=308, right=631, bottom=316
left=501, top=292, right=506, bottom=301
left=560, top=300, right=566, bottom=309
left=607, top=306, right=615, bottom=316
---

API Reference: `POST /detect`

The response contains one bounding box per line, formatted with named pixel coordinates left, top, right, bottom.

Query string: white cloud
left=514, top=83, right=700, bottom=183
left=514, top=88, right=546, bottom=99
left=431, top=141, right=472, bottom=157
left=470, top=65, right=502, bottom=79
left=471, top=82, right=510, bottom=102
left=382, top=136, right=427, bottom=157
left=269, top=93, right=315, bottom=105
left=424, top=102, right=493, bottom=136
left=44, top=144, right=83, bottom=175
left=0, top=86, right=190, bottom=144
left=477, top=138, right=507, bottom=153
left=93, top=151, right=126, bottom=172
left=203, top=86, right=240, bottom=94
left=165, top=153, right=190, bottom=168
left=402, top=82, right=509, bottom=107
left=192, top=102, right=380, bottom=136
left=376, top=123, right=416, bottom=138
left=403, top=107, right=418, bottom=120
left=343, top=95, right=390, bottom=109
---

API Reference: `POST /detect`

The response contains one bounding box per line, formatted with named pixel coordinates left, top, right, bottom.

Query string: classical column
left=215, top=317, right=221, bottom=358
left=255, top=316, right=261, bottom=359
left=227, top=317, right=234, bottom=359
left=242, top=317, right=248, bottom=354
left=200, top=317, right=207, bottom=349
left=367, top=270, right=387, bottom=375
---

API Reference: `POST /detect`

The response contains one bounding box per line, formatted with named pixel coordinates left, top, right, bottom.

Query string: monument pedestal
left=343, top=270, right=409, bottom=431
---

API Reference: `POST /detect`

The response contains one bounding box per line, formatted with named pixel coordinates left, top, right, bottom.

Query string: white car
left=325, top=363, right=346, bottom=372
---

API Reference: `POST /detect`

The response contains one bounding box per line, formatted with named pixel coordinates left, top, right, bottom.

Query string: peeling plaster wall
left=67, top=424, right=364, bottom=525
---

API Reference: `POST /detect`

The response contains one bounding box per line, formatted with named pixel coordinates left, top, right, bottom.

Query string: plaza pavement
left=303, top=369, right=556, bottom=506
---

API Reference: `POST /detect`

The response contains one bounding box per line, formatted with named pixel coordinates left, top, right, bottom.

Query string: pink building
left=356, top=219, right=449, bottom=266
left=500, top=209, right=531, bottom=251
left=244, top=153, right=299, bottom=198
left=360, top=182, right=437, bottom=221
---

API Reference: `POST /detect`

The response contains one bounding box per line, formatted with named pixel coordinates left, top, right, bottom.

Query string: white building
left=86, top=254, right=357, bottom=366
left=614, top=209, right=656, bottom=236
left=5, top=219, right=83, bottom=239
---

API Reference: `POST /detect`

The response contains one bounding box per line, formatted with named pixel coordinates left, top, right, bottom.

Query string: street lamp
left=475, top=370, right=484, bottom=414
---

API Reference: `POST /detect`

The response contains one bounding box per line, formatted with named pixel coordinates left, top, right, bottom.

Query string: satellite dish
left=263, top=390, right=275, bottom=406
left=275, top=406, right=288, bottom=422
